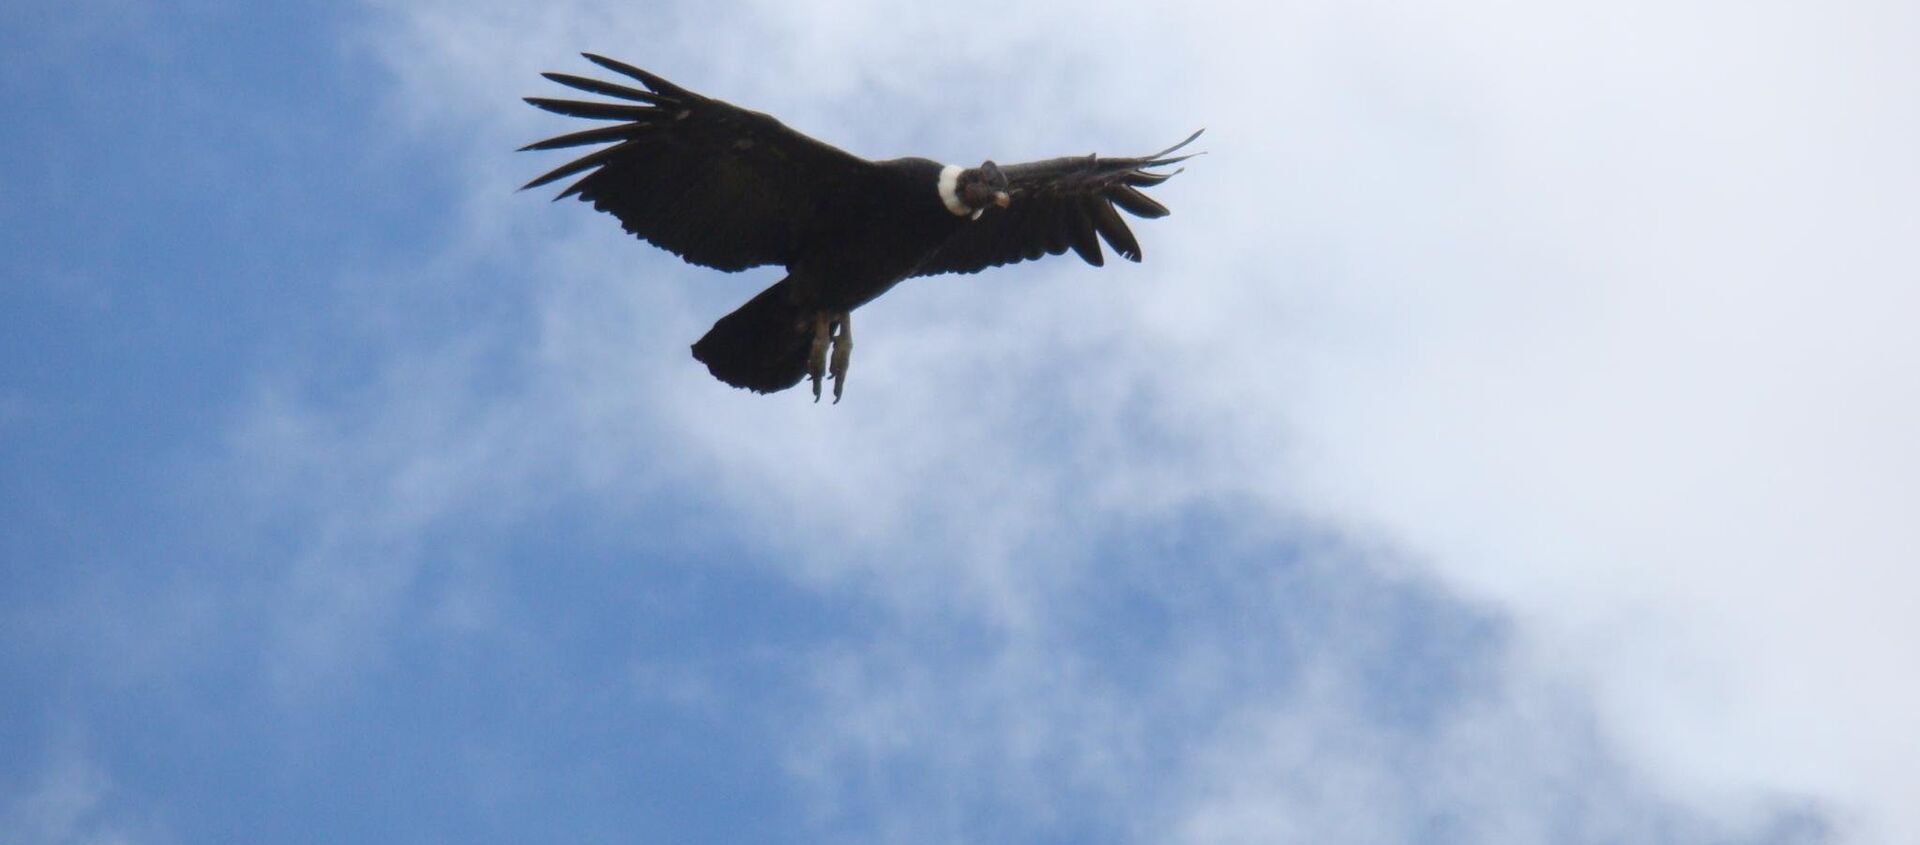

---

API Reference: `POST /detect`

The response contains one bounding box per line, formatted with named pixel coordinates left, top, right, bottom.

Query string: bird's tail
left=691, top=278, right=812, bottom=394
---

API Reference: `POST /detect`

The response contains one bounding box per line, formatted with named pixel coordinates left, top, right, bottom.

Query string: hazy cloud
left=4, top=737, right=157, bottom=845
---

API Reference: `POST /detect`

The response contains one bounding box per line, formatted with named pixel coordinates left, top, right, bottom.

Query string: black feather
left=518, top=123, right=639, bottom=152
left=524, top=97, right=653, bottom=122
left=582, top=53, right=694, bottom=99
left=1086, top=197, right=1142, bottom=262
left=1147, top=128, right=1205, bottom=160
left=1109, top=185, right=1169, bottom=219
left=521, top=141, right=634, bottom=191
left=540, top=72, right=665, bottom=104
left=1066, top=207, right=1104, bottom=267
left=1124, top=169, right=1177, bottom=187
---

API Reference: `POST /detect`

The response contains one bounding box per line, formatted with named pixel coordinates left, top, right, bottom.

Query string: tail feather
left=691, top=279, right=812, bottom=394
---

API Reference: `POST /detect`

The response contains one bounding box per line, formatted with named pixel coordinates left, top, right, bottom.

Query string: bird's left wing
left=521, top=55, right=878, bottom=272
left=911, top=130, right=1201, bottom=278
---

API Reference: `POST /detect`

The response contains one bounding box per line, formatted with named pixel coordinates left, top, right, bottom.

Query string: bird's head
left=937, top=161, right=1012, bottom=219
left=959, top=161, right=1011, bottom=214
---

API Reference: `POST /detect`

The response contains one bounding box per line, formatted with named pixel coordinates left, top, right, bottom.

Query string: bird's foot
left=807, top=311, right=853, bottom=403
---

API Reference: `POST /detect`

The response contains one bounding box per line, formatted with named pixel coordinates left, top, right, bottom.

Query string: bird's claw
left=829, top=314, right=852, bottom=404
left=807, top=311, right=853, bottom=403
left=808, top=313, right=830, bottom=402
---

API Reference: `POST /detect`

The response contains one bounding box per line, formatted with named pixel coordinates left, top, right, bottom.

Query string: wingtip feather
left=540, top=71, right=664, bottom=104
left=1141, top=128, right=1206, bottom=167
left=524, top=96, right=653, bottom=122
left=580, top=53, right=692, bottom=99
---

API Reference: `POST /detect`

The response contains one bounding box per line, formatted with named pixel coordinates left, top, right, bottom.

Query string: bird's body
left=689, top=157, right=970, bottom=394
left=778, top=156, right=965, bottom=311
left=522, top=54, right=1197, bottom=401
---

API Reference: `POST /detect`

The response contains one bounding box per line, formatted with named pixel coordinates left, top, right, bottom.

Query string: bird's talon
left=807, top=312, right=831, bottom=402
left=829, top=314, right=852, bottom=404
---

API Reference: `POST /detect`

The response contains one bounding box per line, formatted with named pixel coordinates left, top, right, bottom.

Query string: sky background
left=4, top=1, right=1916, bottom=844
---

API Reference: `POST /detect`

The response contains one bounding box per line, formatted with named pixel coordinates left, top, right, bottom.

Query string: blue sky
left=4, top=1, right=1916, bottom=844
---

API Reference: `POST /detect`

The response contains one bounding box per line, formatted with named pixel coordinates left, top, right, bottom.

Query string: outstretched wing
left=521, top=54, right=877, bottom=272
left=912, top=130, right=1201, bottom=277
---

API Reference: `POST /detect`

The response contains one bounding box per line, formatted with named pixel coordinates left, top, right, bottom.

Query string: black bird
left=521, top=54, right=1199, bottom=402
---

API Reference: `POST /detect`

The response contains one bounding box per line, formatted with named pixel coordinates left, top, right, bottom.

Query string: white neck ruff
left=936, top=165, right=972, bottom=217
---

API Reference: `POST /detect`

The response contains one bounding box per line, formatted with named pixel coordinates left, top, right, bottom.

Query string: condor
left=522, top=54, right=1198, bottom=402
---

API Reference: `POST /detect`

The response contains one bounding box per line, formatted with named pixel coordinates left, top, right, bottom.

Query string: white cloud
left=4, top=737, right=158, bottom=845
left=1152, top=4, right=1920, bottom=841
left=235, top=0, right=1920, bottom=841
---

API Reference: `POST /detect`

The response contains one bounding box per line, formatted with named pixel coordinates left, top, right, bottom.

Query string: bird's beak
left=993, top=191, right=1011, bottom=208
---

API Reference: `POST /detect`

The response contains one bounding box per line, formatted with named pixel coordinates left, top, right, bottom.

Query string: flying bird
left=521, top=54, right=1199, bottom=402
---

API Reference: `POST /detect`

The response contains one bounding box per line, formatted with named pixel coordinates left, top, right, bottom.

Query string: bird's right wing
left=911, top=130, right=1201, bottom=277
left=521, top=54, right=879, bottom=272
